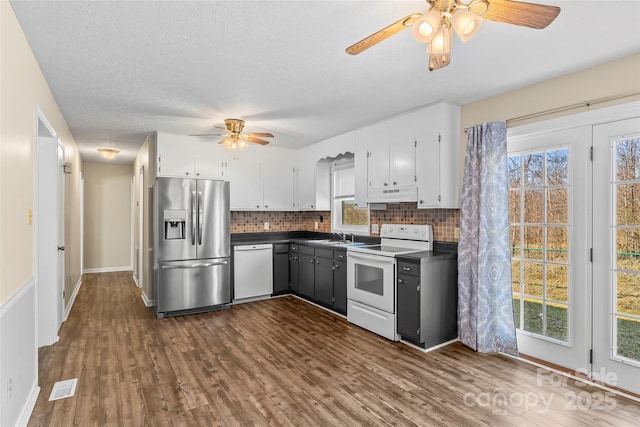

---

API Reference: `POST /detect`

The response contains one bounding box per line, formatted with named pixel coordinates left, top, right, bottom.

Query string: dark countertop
left=231, top=231, right=380, bottom=248
left=231, top=231, right=457, bottom=255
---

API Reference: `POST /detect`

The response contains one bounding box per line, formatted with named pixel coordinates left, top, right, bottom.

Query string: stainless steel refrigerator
left=153, top=177, right=230, bottom=317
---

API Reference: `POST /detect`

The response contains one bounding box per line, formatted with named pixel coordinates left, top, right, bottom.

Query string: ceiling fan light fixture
left=238, top=139, right=248, bottom=151
left=411, top=11, right=441, bottom=43
left=451, top=10, right=483, bottom=41
left=97, top=148, right=119, bottom=160
left=427, top=25, right=452, bottom=55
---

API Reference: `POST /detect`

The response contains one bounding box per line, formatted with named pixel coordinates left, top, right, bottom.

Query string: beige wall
left=83, top=162, right=132, bottom=270
left=0, top=1, right=83, bottom=304
left=461, top=53, right=640, bottom=149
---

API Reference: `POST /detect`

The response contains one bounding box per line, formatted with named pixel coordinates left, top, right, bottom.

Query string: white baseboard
left=84, top=266, right=132, bottom=273
left=141, top=291, right=154, bottom=307
left=15, top=382, right=40, bottom=427
left=64, top=278, right=82, bottom=321
left=132, top=274, right=140, bottom=288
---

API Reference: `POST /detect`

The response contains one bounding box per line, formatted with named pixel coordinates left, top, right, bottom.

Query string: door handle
left=198, top=191, right=203, bottom=245
left=58, top=246, right=65, bottom=251
left=161, top=260, right=228, bottom=269
left=191, top=190, right=197, bottom=245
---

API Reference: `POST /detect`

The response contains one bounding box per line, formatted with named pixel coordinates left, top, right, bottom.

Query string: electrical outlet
left=264, top=222, right=269, bottom=230
left=314, top=221, right=319, bottom=230
left=372, top=224, right=379, bottom=234
left=454, top=227, right=459, bottom=239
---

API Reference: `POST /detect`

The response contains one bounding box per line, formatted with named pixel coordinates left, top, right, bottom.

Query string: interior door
left=508, top=126, right=591, bottom=371
left=592, top=117, right=640, bottom=395
left=57, top=143, right=66, bottom=325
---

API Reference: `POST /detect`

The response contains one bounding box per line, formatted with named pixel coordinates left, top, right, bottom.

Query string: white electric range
left=346, top=224, right=433, bottom=341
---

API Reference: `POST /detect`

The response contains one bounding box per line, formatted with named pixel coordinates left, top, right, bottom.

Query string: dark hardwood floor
left=29, top=272, right=640, bottom=426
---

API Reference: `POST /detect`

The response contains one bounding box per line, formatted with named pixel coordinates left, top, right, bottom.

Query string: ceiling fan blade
left=248, top=132, right=274, bottom=138
left=245, top=136, right=270, bottom=145
left=214, top=125, right=230, bottom=131
left=481, top=0, right=560, bottom=29
left=346, top=13, right=422, bottom=55
left=189, top=133, right=228, bottom=137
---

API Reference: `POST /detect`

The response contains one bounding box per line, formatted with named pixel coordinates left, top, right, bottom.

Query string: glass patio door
left=592, top=117, right=640, bottom=395
left=508, top=126, right=591, bottom=371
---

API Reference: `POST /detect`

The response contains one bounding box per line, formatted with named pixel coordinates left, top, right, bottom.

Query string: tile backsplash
left=231, top=203, right=459, bottom=242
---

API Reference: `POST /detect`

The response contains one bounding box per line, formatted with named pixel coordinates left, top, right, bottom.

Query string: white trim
left=63, top=278, right=82, bottom=321
left=401, top=337, right=459, bottom=353
left=141, top=291, right=154, bottom=307
left=132, top=274, right=140, bottom=287
left=130, top=177, right=135, bottom=280
left=15, top=381, right=40, bottom=427
left=508, top=101, right=640, bottom=138
left=83, top=266, right=132, bottom=273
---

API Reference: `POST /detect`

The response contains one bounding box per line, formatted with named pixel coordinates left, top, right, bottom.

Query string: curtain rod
left=463, top=90, right=640, bottom=133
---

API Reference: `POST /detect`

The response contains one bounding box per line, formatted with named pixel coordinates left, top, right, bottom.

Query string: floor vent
left=48, top=378, right=78, bottom=401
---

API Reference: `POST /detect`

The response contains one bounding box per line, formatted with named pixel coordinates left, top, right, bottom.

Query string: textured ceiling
left=10, top=0, right=640, bottom=164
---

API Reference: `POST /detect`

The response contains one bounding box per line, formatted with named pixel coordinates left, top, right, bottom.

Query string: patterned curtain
left=458, top=121, right=518, bottom=356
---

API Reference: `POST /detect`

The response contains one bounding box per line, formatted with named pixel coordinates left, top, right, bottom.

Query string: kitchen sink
left=306, top=239, right=331, bottom=244
left=306, top=239, right=368, bottom=247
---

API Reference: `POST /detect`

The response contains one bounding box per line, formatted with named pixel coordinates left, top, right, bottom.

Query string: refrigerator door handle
left=198, top=191, right=203, bottom=245
left=191, top=190, right=197, bottom=245
left=161, top=260, right=229, bottom=269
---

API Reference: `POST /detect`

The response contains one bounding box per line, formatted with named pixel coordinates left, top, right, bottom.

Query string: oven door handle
left=348, top=251, right=394, bottom=264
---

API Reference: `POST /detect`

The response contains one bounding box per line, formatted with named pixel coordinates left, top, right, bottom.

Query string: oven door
left=347, top=251, right=395, bottom=313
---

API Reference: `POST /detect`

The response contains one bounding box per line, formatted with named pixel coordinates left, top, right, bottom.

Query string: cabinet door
left=397, top=274, right=420, bottom=341
left=367, top=144, right=390, bottom=190
left=194, top=143, right=227, bottom=180
left=289, top=253, right=299, bottom=293
left=416, top=134, right=441, bottom=207
left=296, top=160, right=316, bottom=210
left=333, top=260, right=347, bottom=314
left=390, top=140, right=416, bottom=188
left=262, top=162, right=294, bottom=210
left=227, top=160, right=262, bottom=209
left=158, top=144, right=195, bottom=177
left=298, top=253, right=315, bottom=299
left=273, top=250, right=290, bottom=295
left=314, top=257, right=334, bottom=306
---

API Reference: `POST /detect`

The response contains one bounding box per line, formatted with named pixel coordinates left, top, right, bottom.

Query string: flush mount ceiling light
left=97, top=148, right=119, bottom=160
left=189, top=119, right=274, bottom=153
left=346, top=0, right=560, bottom=71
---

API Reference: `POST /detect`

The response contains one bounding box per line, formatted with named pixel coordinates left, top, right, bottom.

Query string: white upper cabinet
left=353, top=102, right=460, bottom=207
left=156, top=132, right=227, bottom=179
left=227, top=148, right=296, bottom=211
left=415, top=102, right=461, bottom=208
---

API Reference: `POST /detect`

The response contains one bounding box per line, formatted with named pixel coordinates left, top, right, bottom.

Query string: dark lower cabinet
left=314, top=251, right=334, bottom=306
left=289, top=244, right=299, bottom=293
left=299, top=252, right=315, bottom=299
left=397, top=272, right=420, bottom=341
left=333, top=257, right=347, bottom=314
left=273, top=244, right=290, bottom=295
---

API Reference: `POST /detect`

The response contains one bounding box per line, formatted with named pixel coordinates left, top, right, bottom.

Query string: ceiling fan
left=190, top=119, right=274, bottom=152
left=345, top=0, right=561, bottom=71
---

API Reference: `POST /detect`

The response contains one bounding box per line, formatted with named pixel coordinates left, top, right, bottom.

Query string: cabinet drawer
left=397, top=261, right=419, bottom=276
left=334, top=249, right=347, bottom=261
left=316, top=248, right=334, bottom=259
left=300, top=245, right=315, bottom=255
left=289, top=244, right=299, bottom=253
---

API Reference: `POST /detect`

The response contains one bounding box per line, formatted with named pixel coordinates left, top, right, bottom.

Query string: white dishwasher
left=233, top=244, right=273, bottom=301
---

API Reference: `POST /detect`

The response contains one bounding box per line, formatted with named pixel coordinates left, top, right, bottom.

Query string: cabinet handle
left=265, top=205, right=269, bottom=209
left=334, top=264, right=340, bottom=269
left=383, top=182, right=388, bottom=186
left=316, top=260, right=320, bottom=265
left=419, top=200, right=424, bottom=204
left=185, top=172, right=190, bottom=176
left=310, top=259, right=314, bottom=263
left=417, top=284, right=421, bottom=292
left=393, top=181, right=397, bottom=185
left=398, top=278, right=403, bottom=284
left=311, top=205, right=314, bottom=208
left=402, top=267, right=412, bottom=272
left=256, top=205, right=260, bottom=208
left=196, top=173, right=200, bottom=176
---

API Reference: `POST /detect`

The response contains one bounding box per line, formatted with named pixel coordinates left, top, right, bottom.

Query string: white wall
left=83, top=162, right=133, bottom=272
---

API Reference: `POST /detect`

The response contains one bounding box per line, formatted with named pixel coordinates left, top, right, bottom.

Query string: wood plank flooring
left=29, top=272, right=640, bottom=426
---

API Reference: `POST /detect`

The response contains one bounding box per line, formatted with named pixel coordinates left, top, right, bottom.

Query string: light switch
left=264, top=222, right=269, bottom=230
left=314, top=221, right=319, bottom=230
left=454, top=227, right=459, bottom=239
left=372, top=224, right=379, bottom=234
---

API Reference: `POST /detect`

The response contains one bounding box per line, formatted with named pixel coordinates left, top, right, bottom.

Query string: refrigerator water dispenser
left=164, top=209, right=186, bottom=240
